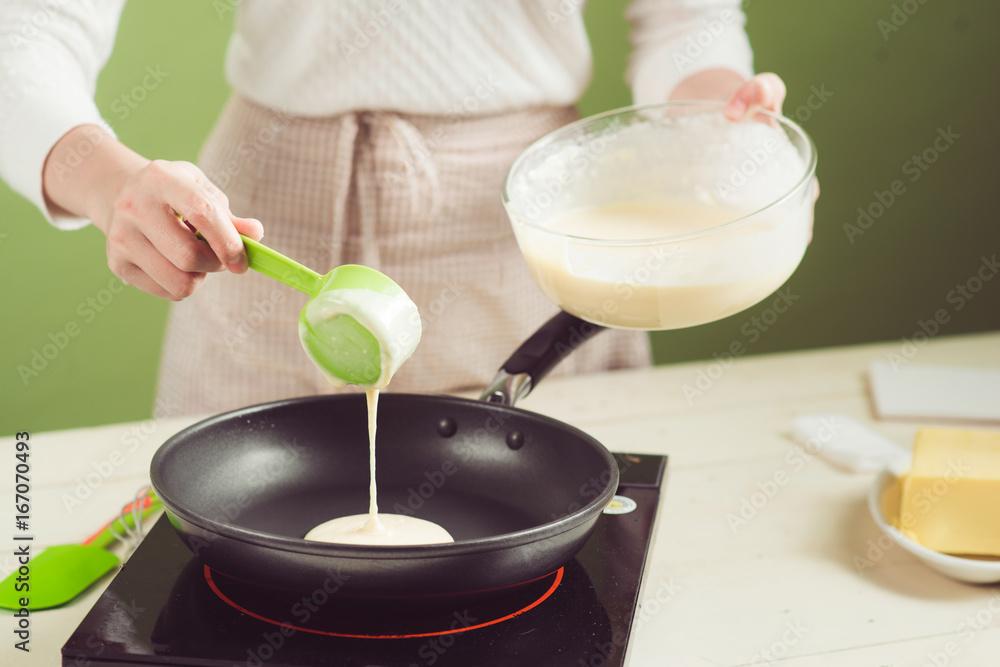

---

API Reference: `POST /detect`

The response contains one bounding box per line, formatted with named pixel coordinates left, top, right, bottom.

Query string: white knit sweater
left=0, top=0, right=753, bottom=229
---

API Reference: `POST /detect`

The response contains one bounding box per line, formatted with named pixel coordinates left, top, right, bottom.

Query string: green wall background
left=2, top=1, right=998, bottom=435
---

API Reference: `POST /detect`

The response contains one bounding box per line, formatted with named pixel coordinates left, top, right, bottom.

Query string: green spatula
left=0, top=495, right=162, bottom=611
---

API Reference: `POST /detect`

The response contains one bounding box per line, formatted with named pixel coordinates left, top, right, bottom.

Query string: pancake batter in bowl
left=519, top=197, right=807, bottom=330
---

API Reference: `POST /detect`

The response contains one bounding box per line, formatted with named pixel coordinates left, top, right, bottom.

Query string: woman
left=0, top=0, right=789, bottom=416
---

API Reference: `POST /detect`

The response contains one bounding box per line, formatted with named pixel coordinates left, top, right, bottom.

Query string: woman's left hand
left=723, top=72, right=787, bottom=121
left=723, top=73, right=819, bottom=236
left=671, top=70, right=818, bottom=232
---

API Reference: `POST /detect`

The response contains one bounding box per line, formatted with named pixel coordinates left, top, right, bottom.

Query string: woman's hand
left=669, top=69, right=787, bottom=119
left=43, top=125, right=263, bottom=301
left=724, top=73, right=820, bottom=232
left=722, top=72, right=787, bottom=121
left=98, top=159, right=263, bottom=300
left=671, top=70, right=819, bottom=228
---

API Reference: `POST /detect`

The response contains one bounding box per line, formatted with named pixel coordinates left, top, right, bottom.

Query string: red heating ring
left=205, top=565, right=564, bottom=639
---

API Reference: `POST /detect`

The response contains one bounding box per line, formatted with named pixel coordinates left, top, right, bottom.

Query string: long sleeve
left=0, top=0, right=125, bottom=229
left=626, top=0, right=754, bottom=106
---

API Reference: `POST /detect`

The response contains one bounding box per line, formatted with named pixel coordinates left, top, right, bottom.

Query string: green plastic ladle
left=0, top=496, right=162, bottom=611
left=239, top=236, right=414, bottom=388
left=179, top=208, right=415, bottom=388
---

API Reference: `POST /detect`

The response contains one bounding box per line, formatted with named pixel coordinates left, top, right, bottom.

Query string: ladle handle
left=177, top=211, right=324, bottom=296
left=481, top=311, right=606, bottom=405
left=241, top=235, right=324, bottom=297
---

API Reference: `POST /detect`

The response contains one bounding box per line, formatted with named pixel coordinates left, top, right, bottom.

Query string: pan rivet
left=437, top=418, right=457, bottom=438
left=506, top=430, right=525, bottom=450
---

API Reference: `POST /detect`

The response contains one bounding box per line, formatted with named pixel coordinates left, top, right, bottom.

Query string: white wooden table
left=4, top=331, right=999, bottom=666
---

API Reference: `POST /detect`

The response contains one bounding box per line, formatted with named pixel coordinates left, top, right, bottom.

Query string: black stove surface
left=62, top=453, right=665, bottom=667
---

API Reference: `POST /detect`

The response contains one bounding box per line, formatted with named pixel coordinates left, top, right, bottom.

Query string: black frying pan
left=150, top=312, right=610, bottom=604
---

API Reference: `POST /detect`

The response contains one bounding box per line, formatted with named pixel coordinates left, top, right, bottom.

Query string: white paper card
left=868, top=362, right=1000, bottom=424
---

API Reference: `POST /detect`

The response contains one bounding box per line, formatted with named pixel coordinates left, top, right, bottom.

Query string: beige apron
left=155, top=96, right=651, bottom=416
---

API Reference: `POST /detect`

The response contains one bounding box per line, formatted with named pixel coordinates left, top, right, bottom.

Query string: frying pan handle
left=480, top=311, right=605, bottom=405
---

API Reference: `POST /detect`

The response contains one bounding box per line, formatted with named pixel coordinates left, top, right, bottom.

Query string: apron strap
left=330, top=113, right=360, bottom=268
left=331, top=111, right=442, bottom=271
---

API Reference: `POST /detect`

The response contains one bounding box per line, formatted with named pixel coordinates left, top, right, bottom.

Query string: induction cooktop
left=62, top=453, right=666, bottom=667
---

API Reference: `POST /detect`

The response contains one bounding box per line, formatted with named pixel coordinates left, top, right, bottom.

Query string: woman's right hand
left=99, top=159, right=264, bottom=301
left=43, top=125, right=264, bottom=301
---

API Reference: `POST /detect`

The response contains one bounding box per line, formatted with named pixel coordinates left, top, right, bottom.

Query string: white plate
left=867, top=471, right=1000, bottom=584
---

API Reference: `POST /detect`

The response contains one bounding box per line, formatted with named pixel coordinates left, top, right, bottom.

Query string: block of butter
left=900, top=427, right=1000, bottom=556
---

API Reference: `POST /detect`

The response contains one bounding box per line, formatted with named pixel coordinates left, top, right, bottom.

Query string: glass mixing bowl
left=502, top=100, right=817, bottom=330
